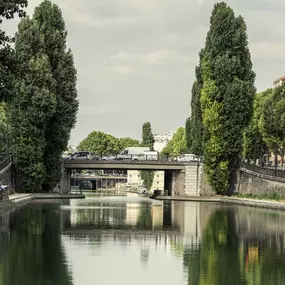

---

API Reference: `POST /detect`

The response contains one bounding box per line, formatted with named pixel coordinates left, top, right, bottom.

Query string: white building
left=153, top=131, right=174, bottom=153
left=273, top=76, right=285, bottom=88
left=127, top=170, right=165, bottom=192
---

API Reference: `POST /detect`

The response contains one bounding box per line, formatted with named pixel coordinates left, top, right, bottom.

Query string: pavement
left=153, top=195, right=285, bottom=210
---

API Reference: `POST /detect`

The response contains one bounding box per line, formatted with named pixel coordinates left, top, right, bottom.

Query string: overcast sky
left=3, top=0, right=285, bottom=146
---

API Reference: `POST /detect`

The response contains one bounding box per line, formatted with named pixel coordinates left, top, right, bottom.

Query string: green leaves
left=200, top=2, right=255, bottom=194
left=140, top=170, right=154, bottom=191
left=9, top=0, right=78, bottom=192
left=141, top=122, right=155, bottom=150
left=162, top=127, right=187, bottom=156
left=77, top=131, right=140, bottom=156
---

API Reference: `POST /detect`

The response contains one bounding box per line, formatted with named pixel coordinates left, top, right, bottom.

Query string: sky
left=3, top=0, right=285, bottom=146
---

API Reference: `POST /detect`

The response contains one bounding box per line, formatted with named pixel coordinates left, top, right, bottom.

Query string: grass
left=235, top=193, right=284, bottom=202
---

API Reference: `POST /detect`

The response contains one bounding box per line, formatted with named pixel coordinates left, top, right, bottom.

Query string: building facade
left=153, top=131, right=174, bottom=153
left=127, top=170, right=165, bottom=192
left=273, top=76, right=285, bottom=88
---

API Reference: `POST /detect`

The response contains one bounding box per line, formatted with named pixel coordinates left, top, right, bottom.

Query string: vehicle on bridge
left=116, top=147, right=150, bottom=160
left=175, top=154, right=200, bottom=162
left=65, top=151, right=101, bottom=161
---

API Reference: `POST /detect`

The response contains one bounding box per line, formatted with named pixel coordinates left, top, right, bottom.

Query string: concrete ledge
left=152, top=195, right=285, bottom=210
left=0, top=193, right=86, bottom=214
left=34, top=193, right=85, bottom=199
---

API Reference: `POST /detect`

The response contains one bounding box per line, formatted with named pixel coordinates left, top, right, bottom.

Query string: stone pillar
left=184, top=164, right=203, bottom=197
left=61, top=169, right=71, bottom=194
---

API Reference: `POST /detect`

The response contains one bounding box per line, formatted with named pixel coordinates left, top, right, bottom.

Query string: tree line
left=0, top=0, right=78, bottom=193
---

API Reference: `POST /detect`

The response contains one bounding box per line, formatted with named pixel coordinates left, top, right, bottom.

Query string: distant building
left=153, top=131, right=174, bottom=153
left=273, top=76, right=285, bottom=88
left=127, top=170, right=165, bottom=192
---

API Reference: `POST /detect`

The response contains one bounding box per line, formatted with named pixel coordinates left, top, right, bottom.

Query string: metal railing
left=0, top=155, right=12, bottom=172
left=63, top=154, right=202, bottom=164
left=241, top=161, right=285, bottom=179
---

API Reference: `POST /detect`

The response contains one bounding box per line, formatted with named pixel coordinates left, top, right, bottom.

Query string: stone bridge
left=63, top=160, right=203, bottom=197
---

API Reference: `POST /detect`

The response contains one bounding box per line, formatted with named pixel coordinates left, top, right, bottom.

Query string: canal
left=1, top=195, right=285, bottom=284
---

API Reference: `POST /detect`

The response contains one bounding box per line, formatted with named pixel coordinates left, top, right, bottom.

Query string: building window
left=157, top=181, right=159, bottom=184
left=157, top=175, right=159, bottom=178
left=138, top=175, right=140, bottom=178
left=129, top=175, right=132, bottom=178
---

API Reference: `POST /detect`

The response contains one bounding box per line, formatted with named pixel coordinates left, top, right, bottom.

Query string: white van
left=177, top=154, right=198, bottom=162
left=116, top=147, right=150, bottom=160
left=141, top=151, right=158, bottom=161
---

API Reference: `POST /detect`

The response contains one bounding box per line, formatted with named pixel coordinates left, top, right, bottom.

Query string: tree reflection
left=1, top=203, right=73, bottom=285
left=182, top=206, right=285, bottom=285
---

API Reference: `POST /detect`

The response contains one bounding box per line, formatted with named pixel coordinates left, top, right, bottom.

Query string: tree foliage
left=185, top=117, right=191, bottom=152
left=141, top=122, right=154, bottom=150
left=77, top=131, right=140, bottom=156
left=162, top=127, right=187, bottom=156
left=118, top=137, right=140, bottom=152
left=30, top=1, right=79, bottom=192
left=77, top=131, right=120, bottom=156
left=243, top=89, right=271, bottom=162
left=260, top=86, right=285, bottom=158
left=140, top=170, right=154, bottom=191
left=0, top=0, right=28, bottom=102
left=9, top=53, right=56, bottom=192
left=0, top=103, right=9, bottom=154
left=200, top=2, right=255, bottom=194
left=8, top=0, right=78, bottom=192
left=189, top=50, right=204, bottom=155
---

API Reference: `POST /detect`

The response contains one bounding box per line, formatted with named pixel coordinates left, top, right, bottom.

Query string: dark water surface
left=1, top=194, right=285, bottom=285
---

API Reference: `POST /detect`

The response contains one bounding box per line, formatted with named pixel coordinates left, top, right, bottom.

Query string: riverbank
left=152, top=195, right=285, bottom=210
left=0, top=193, right=85, bottom=214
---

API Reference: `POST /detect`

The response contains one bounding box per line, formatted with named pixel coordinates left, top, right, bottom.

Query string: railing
left=0, top=155, right=12, bottom=172
left=63, top=154, right=203, bottom=164
left=240, top=161, right=285, bottom=179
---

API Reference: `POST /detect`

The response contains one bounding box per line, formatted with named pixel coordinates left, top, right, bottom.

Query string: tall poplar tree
left=11, top=16, right=57, bottom=192
left=201, top=2, right=255, bottom=194
left=185, top=117, right=191, bottom=152
left=31, top=0, right=79, bottom=191
left=141, top=122, right=155, bottom=150
left=189, top=50, right=204, bottom=156
left=140, top=122, right=155, bottom=191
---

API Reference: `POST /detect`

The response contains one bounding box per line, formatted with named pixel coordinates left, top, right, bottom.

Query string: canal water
left=1, top=195, right=285, bottom=284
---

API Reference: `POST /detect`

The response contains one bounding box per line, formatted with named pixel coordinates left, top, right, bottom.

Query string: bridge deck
left=64, top=160, right=197, bottom=170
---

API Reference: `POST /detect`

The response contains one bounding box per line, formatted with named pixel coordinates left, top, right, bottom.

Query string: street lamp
left=273, top=109, right=278, bottom=169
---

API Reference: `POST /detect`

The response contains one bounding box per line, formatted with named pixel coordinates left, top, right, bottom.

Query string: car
left=67, top=151, right=93, bottom=160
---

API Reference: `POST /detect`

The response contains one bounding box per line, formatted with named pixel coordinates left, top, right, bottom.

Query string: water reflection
left=0, top=196, right=285, bottom=284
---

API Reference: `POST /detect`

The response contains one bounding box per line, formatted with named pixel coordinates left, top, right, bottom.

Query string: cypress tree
left=189, top=50, right=204, bottom=156
left=140, top=122, right=155, bottom=191
left=11, top=16, right=56, bottom=192
left=201, top=2, right=255, bottom=194
left=185, top=117, right=191, bottom=152
left=141, top=122, right=155, bottom=150
left=31, top=0, right=79, bottom=191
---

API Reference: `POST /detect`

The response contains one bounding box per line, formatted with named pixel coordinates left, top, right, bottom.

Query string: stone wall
left=199, top=167, right=216, bottom=197
left=237, top=169, right=285, bottom=198
left=172, top=171, right=185, bottom=196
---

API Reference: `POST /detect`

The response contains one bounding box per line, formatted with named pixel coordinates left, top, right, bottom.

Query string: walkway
left=153, top=195, right=285, bottom=210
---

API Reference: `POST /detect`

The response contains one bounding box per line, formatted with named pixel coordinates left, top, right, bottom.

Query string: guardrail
left=241, top=161, right=285, bottom=179
left=0, top=155, right=12, bottom=172
left=64, top=154, right=202, bottom=163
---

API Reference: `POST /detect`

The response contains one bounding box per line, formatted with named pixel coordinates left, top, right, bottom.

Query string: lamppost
left=273, top=109, right=278, bottom=169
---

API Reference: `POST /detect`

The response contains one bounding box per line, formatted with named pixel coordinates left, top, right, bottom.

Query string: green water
left=1, top=196, right=285, bottom=285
